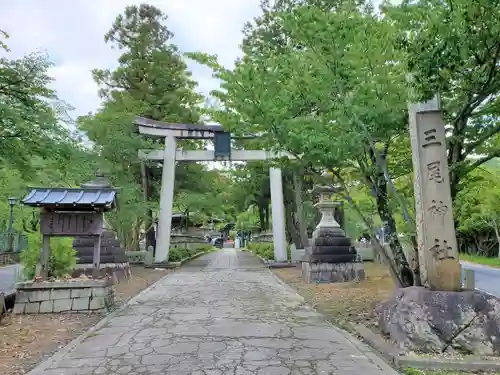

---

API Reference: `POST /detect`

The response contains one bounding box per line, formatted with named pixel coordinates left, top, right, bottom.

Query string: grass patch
left=460, top=253, right=500, bottom=268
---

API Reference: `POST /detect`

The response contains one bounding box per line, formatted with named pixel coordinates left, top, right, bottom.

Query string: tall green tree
left=385, top=0, right=500, bottom=202
left=80, top=4, right=205, bottom=250
left=190, top=0, right=415, bottom=286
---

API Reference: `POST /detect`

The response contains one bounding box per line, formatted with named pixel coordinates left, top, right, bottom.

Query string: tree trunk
left=140, top=162, right=156, bottom=252
left=292, top=169, right=309, bottom=247
left=369, top=149, right=413, bottom=287
left=284, top=200, right=301, bottom=247
left=265, top=203, right=270, bottom=231
left=283, top=171, right=303, bottom=248
left=258, top=205, right=266, bottom=232
left=493, top=220, right=500, bottom=258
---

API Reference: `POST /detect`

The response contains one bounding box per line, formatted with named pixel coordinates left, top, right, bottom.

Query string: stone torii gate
left=136, top=117, right=292, bottom=263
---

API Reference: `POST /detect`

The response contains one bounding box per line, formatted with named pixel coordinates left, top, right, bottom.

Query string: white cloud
left=0, top=0, right=262, bottom=118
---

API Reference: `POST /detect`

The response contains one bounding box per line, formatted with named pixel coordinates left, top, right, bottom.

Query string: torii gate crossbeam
left=136, top=117, right=293, bottom=263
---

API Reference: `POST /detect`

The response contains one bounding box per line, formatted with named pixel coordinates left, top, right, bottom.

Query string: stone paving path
left=29, top=249, right=399, bottom=375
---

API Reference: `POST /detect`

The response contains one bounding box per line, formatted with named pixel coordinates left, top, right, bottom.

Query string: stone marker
left=409, top=94, right=461, bottom=291
left=145, top=245, right=154, bottom=267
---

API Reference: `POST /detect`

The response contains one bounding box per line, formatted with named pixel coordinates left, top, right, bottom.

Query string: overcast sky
left=0, top=0, right=262, bottom=120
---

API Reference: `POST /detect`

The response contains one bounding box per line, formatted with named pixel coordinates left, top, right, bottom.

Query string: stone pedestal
left=302, top=261, right=365, bottom=283
left=72, top=230, right=131, bottom=280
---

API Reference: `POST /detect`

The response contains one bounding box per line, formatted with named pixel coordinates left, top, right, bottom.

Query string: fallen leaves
left=0, top=265, right=169, bottom=375
left=273, top=262, right=395, bottom=330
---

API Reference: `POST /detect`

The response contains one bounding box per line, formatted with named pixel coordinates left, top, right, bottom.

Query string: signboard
left=214, top=131, right=231, bottom=161
left=40, top=212, right=103, bottom=236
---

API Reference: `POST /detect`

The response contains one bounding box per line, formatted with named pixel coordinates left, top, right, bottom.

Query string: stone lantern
left=301, top=173, right=365, bottom=283
left=72, top=171, right=131, bottom=280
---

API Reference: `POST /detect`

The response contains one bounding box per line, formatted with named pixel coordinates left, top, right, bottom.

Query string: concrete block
left=72, top=297, right=90, bottom=311
left=25, top=302, right=40, bottom=314
left=28, top=290, right=50, bottom=302
left=53, top=298, right=72, bottom=313
left=89, top=296, right=105, bottom=310
left=40, top=300, right=54, bottom=313
left=16, top=290, right=29, bottom=303
left=50, top=289, right=71, bottom=300
left=13, top=303, right=25, bottom=314
left=92, top=287, right=107, bottom=297
left=71, top=288, right=91, bottom=298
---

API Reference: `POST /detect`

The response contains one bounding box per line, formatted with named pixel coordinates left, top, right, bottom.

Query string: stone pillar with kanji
left=409, top=95, right=461, bottom=291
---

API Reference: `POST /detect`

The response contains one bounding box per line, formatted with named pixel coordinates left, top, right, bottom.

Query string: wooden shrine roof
left=22, top=187, right=118, bottom=211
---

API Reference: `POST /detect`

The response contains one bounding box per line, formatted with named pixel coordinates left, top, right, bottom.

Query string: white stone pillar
left=155, top=134, right=176, bottom=263
left=269, top=167, right=288, bottom=262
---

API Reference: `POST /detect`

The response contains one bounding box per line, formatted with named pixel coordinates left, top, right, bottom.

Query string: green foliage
left=21, top=234, right=76, bottom=280
left=168, top=244, right=214, bottom=262
left=248, top=242, right=274, bottom=260
left=235, top=209, right=260, bottom=232
left=384, top=0, right=500, bottom=198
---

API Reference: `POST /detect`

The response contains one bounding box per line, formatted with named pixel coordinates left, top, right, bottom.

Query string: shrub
left=168, top=244, right=214, bottom=262
left=248, top=242, right=275, bottom=260
left=21, top=233, right=76, bottom=280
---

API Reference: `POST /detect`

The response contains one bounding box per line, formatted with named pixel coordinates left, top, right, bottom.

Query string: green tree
left=385, top=0, right=500, bottom=202
left=80, top=4, right=205, bottom=250
left=455, top=168, right=500, bottom=257
left=189, top=0, right=414, bottom=286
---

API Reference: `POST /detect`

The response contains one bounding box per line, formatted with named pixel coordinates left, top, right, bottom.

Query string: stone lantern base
left=301, top=189, right=365, bottom=283
left=301, top=261, right=365, bottom=283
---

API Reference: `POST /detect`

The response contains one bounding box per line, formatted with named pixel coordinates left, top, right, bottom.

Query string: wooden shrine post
left=409, top=94, right=462, bottom=291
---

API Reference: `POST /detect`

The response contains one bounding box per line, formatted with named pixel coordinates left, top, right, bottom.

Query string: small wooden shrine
left=22, top=179, right=119, bottom=280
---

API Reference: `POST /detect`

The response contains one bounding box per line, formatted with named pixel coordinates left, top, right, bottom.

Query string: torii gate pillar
left=269, top=167, right=288, bottom=262
left=156, top=134, right=177, bottom=263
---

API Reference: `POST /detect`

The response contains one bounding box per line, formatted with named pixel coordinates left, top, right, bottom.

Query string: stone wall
left=170, top=234, right=206, bottom=250
left=14, top=279, right=115, bottom=314
left=252, top=231, right=273, bottom=243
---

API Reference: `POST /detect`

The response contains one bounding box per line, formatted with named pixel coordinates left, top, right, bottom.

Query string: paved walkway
left=30, top=249, right=398, bottom=375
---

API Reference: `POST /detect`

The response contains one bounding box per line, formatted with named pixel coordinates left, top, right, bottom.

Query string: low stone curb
left=26, top=270, right=170, bottom=375
left=351, top=323, right=500, bottom=371
left=268, top=262, right=298, bottom=269
left=243, top=250, right=297, bottom=268
left=145, top=250, right=213, bottom=269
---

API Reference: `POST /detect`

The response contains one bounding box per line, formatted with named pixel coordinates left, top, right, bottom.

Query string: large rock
left=376, top=286, right=500, bottom=355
